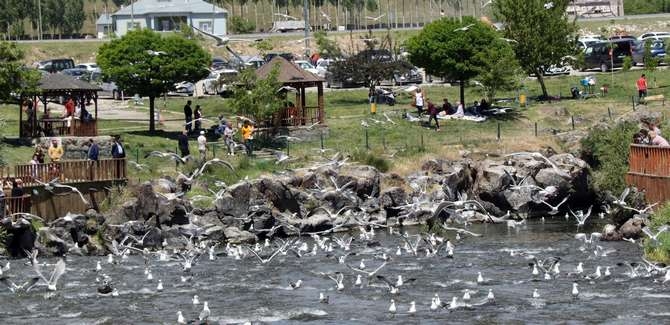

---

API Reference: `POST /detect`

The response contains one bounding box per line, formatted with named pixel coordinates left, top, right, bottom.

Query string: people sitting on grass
left=442, top=98, right=453, bottom=115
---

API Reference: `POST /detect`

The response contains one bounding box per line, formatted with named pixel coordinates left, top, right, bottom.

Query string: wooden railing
left=274, top=106, right=324, bottom=127
left=628, top=144, right=670, bottom=176
left=29, top=119, right=98, bottom=138
left=2, top=194, right=31, bottom=215
left=626, top=144, right=670, bottom=203
left=13, top=158, right=127, bottom=186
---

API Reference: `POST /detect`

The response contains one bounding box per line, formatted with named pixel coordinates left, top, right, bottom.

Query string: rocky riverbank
left=0, top=151, right=649, bottom=257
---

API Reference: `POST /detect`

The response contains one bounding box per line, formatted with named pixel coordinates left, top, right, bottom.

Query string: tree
left=406, top=17, right=502, bottom=105
left=314, top=31, right=342, bottom=58
left=63, top=0, right=86, bottom=36
left=97, top=29, right=211, bottom=132
left=476, top=40, right=521, bottom=103
left=494, top=0, right=577, bottom=98
left=228, top=67, right=283, bottom=122
left=0, top=41, right=40, bottom=102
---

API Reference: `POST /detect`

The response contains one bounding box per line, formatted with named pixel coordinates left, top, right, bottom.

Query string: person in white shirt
left=414, top=88, right=425, bottom=115
left=454, top=101, right=465, bottom=117
left=223, top=122, right=236, bottom=156
left=197, top=130, right=207, bottom=161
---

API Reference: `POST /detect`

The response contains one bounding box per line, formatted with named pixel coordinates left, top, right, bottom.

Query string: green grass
left=644, top=202, right=670, bottom=263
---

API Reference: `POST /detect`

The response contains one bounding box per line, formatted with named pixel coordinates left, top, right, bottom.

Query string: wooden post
left=18, top=96, right=23, bottom=138
left=381, top=128, right=386, bottom=150
left=608, top=107, right=612, bottom=120
left=420, top=133, right=424, bottom=150
left=320, top=130, right=324, bottom=150
left=534, top=122, right=538, bottom=136
left=365, top=128, right=369, bottom=150
left=497, top=123, right=501, bottom=140
left=286, top=139, right=290, bottom=156
left=300, top=86, right=307, bottom=125
left=317, top=82, right=324, bottom=124
left=632, top=96, right=636, bottom=111
left=571, top=116, right=575, bottom=130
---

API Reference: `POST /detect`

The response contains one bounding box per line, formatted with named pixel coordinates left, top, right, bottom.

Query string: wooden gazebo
left=255, top=57, right=325, bottom=127
left=20, top=74, right=102, bottom=138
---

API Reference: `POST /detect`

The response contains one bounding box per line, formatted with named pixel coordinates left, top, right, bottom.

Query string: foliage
left=494, top=0, right=577, bottom=98
left=97, top=29, right=211, bottom=132
left=625, top=0, right=670, bottom=14
left=0, top=41, right=40, bottom=102
left=328, top=43, right=407, bottom=88
left=253, top=39, right=274, bottom=56
left=228, top=66, right=283, bottom=122
left=406, top=17, right=503, bottom=105
left=62, top=0, right=86, bottom=35
left=314, top=31, right=342, bottom=58
left=580, top=121, right=638, bottom=193
left=622, top=56, right=633, bottom=72
left=229, top=16, right=256, bottom=34
left=350, top=149, right=390, bottom=172
left=643, top=41, right=660, bottom=73
left=644, top=202, right=670, bottom=263
left=475, top=39, right=521, bottom=103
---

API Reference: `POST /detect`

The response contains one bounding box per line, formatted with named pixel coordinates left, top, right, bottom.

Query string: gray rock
left=620, top=216, right=645, bottom=239
left=203, top=225, right=226, bottom=242
left=338, top=165, right=381, bottom=198
left=601, top=224, right=622, bottom=241
left=534, top=168, right=570, bottom=190
left=380, top=187, right=407, bottom=209
left=223, top=226, right=257, bottom=244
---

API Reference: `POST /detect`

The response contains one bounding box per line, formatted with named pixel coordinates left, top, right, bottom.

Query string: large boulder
left=620, top=216, right=645, bottom=239
left=380, top=187, right=407, bottom=209
left=215, top=182, right=251, bottom=218
left=223, top=226, right=256, bottom=244
left=0, top=218, right=36, bottom=257
left=338, top=165, right=381, bottom=198
left=257, top=178, right=301, bottom=215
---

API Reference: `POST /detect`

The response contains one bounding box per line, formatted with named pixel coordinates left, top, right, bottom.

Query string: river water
left=1, top=219, right=667, bottom=325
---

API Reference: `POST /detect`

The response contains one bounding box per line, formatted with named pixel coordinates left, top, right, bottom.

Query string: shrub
left=622, top=56, right=633, bottom=72
left=644, top=202, right=670, bottom=263
left=350, top=149, right=390, bottom=172
left=580, top=121, right=638, bottom=193
left=229, top=16, right=255, bottom=34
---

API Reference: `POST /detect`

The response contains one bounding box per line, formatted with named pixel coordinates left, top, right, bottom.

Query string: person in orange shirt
left=636, top=74, right=647, bottom=100
left=241, top=120, right=255, bottom=156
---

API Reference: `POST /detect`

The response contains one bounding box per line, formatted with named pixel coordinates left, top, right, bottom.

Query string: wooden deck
left=13, top=158, right=127, bottom=186
left=626, top=144, right=670, bottom=203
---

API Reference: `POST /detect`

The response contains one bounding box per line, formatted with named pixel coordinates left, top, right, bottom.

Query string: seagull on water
left=610, top=187, right=630, bottom=207
left=388, top=299, right=397, bottom=314
left=193, top=295, right=200, bottom=305
left=532, top=289, right=540, bottom=298
left=575, top=232, right=602, bottom=245
left=571, top=283, right=579, bottom=298
left=177, top=311, right=186, bottom=324
left=199, top=301, right=210, bottom=321
left=319, top=292, right=329, bottom=304
left=32, top=258, right=66, bottom=291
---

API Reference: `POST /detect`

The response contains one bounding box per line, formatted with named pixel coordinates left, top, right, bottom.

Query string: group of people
left=24, top=95, right=95, bottom=137
left=180, top=100, right=256, bottom=159
left=412, top=88, right=487, bottom=131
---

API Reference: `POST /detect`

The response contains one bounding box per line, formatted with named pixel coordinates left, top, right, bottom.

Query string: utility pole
left=131, top=0, right=135, bottom=29
left=37, top=0, right=42, bottom=40
left=212, top=0, right=216, bottom=33
left=303, top=0, right=310, bottom=57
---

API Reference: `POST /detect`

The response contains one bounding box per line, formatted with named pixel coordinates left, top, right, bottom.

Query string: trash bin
left=519, top=94, right=527, bottom=107
left=370, top=101, right=377, bottom=114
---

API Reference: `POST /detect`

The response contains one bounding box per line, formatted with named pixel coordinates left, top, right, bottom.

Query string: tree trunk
left=459, top=79, right=465, bottom=108
left=536, top=68, right=549, bottom=99
left=149, top=96, right=156, bottom=132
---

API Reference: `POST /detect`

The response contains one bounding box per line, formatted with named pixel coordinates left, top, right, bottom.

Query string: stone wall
left=34, top=136, right=114, bottom=160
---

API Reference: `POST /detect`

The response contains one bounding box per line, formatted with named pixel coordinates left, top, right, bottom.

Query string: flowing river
left=1, top=219, right=666, bottom=324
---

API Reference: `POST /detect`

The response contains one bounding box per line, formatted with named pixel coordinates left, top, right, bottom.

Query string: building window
left=127, top=22, right=140, bottom=30
left=199, top=22, right=212, bottom=33
left=154, top=16, right=187, bottom=32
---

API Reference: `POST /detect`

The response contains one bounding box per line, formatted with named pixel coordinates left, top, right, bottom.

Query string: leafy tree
left=0, top=41, right=40, bottom=102
left=44, top=0, right=66, bottom=38
left=229, top=16, right=256, bottom=34
left=97, top=29, right=211, bottom=132
left=253, top=39, right=274, bottom=56
left=476, top=40, right=521, bottom=103
left=63, top=0, right=86, bottom=35
left=228, top=67, right=283, bottom=122
left=314, top=31, right=342, bottom=58
left=329, top=48, right=407, bottom=89
left=406, top=17, right=502, bottom=105
left=494, top=0, right=577, bottom=98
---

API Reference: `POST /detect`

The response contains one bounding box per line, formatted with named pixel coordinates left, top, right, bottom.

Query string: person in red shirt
left=64, top=97, right=75, bottom=117
left=636, top=74, right=647, bottom=100
left=426, top=98, right=440, bottom=131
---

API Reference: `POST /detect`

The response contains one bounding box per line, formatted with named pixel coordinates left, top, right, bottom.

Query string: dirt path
left=96, top=98, right=185, bottom=132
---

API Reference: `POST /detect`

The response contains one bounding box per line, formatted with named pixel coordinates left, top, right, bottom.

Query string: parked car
left=264, top=52, right=295, bottom=62
left=202, top=69, right=239, bottom=96
left=294, top=60, right=320, bottom=75
left=37, top=58, right=75, bottom=73
left=324, top=70, right=366, bottom=88
left=608, top=35, right=636, bottom=41
left=640, top=39, right=667, bottom=61
left=638, top=32, right=670, bottom=41
left=83, top=71, right=125, bottom=100
left=582, top=39, right=644, bottom=71
left=315, top=58, right=335, bottom=77
left=75, top=63, right=100, bottom=72
left=173, top=82, right=195, bottom=96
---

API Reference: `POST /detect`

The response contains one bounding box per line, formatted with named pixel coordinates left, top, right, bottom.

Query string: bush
left=622, top=56, right=633, bottom=72
left=580, top=121, right=638, bottom=193
left=229, top=16, right=255, bottom=34
left=644, top=202, right=670, bottom=263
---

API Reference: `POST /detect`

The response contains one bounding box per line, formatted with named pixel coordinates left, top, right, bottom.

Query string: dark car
left=37, top=58, right=75, bottom=73
left=60, top=68, right=89, bottom=79
left=582, top=39, right=643, bottom=71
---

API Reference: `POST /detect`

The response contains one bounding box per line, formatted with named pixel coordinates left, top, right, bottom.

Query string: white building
left=111, top=0, right=227, bottom=37
left=567, top=0, right=624, bottom=18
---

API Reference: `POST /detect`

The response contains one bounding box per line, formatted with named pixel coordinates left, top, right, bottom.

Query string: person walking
left=636, top=74, right=648, bottom=101
left=223, top=121, right=236, bottom=156
left=87, top=138, right=99, bottom=161
left=184, top=100, right=193, bottom=134
left=194, top=105, right=203, bottom=132
left=47, top=138, right=63, bottom=162
left=197, top=130, right=208, bottom=161
left=426, top=99, right=440, bottom=131
left=178, top=130, right=190, bottom=158
left=111, top=136, right=126, bottom=179
left=241, top=120, right=255, bottom=156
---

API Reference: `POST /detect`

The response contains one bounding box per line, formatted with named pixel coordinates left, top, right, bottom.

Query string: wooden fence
left=274, top=105, right=324, bottom=127
left=26, top=119, right=98, bottom=138
left=626, top=144, right=670, bottom=203
left=14, top=158, right=127, bottom=186
left=1, top=194, right=31, bottom=215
